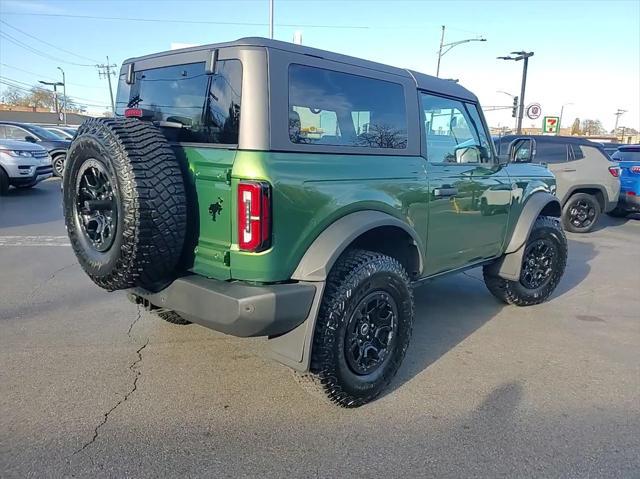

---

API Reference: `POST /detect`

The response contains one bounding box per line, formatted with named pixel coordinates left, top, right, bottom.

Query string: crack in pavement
left=73, top=309, right=148, bottom=456
left=29, top=263, right=77, bottom=302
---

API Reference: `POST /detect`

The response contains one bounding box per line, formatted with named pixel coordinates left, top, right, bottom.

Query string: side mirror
left=455, top=145, right=481, bottom=163
left=24, top=135, right=38, bottom=143
left=509, top=139, right=534, bottom=163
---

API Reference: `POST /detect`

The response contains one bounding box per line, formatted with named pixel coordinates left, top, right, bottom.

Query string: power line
left=0, top=20, right=100, bottom=63
left=0, top=63, right=103, bottom=89
left=0, top=31, right=95, bottom=67
left=0, top=77, right=110, bottom=108
left=1, top=11, right=368, bottom=29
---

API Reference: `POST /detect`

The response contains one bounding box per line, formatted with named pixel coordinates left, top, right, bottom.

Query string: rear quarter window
left=288, top=64, right=407, bottom=149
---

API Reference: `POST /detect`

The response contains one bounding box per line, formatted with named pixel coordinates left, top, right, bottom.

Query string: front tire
left=483, top=216, right=567, bottom=306
left=563, top=193, right=600, bottom=233
left=297, top=249, right=414, bottom=408
left=52, top=154, right=66, bottom=177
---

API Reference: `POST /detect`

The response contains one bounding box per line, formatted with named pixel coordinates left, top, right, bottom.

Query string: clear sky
left=1, top=0, right=638, bottom=132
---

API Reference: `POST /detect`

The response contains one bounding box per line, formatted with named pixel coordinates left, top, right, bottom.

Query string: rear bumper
left=618, top=191, right=640, bottom=212
left=129, top=275, right=317, bottom=337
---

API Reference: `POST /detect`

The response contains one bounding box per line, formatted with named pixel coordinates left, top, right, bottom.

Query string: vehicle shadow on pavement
left=387, top=238, right=596, bottom=395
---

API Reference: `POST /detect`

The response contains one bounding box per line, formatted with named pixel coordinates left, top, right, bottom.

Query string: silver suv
left=0, top=140, right=53, bottom=195
left=495, top=135, right=621, bottom=233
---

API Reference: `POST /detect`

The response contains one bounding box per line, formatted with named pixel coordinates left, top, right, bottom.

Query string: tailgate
left=181, top=146, right=236, bottom=280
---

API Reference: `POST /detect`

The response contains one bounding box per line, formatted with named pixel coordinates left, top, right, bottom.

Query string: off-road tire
left=157, top=310, right=191, bottom=325
left=296, top=249, right=414, bottom=408
left=63, top=117, right=186, bottom=291
left=0, top=168, right=9, bottom=195
left=562, top=192, right=600, bottom=233
left=52, top=154, right=66, bottom=177
left=483, top=216, right=567, bottom=306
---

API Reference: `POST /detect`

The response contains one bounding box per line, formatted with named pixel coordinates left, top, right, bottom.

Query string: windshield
left=612, top=149, right=640, bottom=162
left=28, top=124, right=65, bottom=140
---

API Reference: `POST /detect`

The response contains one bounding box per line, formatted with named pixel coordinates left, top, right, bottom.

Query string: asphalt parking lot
left=1, top=178, right=639, bottom=478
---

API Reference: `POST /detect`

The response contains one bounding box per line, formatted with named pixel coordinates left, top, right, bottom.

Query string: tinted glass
left=27, top=124, right=63, bottom=140
left=612, top=150, right=640, bottom=162
left=535, top=141, right=567, bottom=163
left=573, top=145, right=613, bottom=163
left=115, top=60, right=242, bottom=144
left=288, top=64, right=407, bottom=149
left=421, top=93, right=492, bottom=163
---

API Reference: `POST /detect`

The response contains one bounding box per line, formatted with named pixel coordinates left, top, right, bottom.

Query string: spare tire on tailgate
left=63, top=117, right=187, bottom=291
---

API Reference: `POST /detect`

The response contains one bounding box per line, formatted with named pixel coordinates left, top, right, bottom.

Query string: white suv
left=0, top=140, right=53, bottom=195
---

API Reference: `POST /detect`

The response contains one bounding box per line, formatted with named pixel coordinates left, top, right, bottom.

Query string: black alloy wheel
left=345, top=291, right=399, bottom=376
left=520, top=238, right=556, bottom=289
left=568, top=199, right=596, bottom=230
left=74, top=159, right=118, bottom=253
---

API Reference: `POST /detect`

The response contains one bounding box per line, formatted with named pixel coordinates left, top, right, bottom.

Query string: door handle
left=433, top=187, right=458, bottom=198
left=562, top=168, right=577, bottom=172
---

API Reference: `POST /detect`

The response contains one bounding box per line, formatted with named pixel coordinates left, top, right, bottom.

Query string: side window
left=534, top=142, right=568, bottom=163
left=421, top=93, right=492, bottom=164
left=288, top=64, right=407, bottom=149
left=3, top=126, right=30, bottom=141
left=115, top=60, right=242, bottom=144
left=0, top=126, right=6, bottom=139
left=572, top=145, right=610, bottom=163
left=569, top=144, right=585, bottom=161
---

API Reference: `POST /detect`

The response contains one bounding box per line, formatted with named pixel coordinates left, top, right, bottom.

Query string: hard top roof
left=123, top=37, right=477, bottom=101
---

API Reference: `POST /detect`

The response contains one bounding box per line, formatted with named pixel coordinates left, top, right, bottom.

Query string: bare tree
left=570, top=118, right=581, bottom=135
left=581, top=119, right=606, bottom=136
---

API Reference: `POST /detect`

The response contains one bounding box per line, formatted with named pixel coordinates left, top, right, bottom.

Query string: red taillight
left=608, top=166, right=620, bottom=177
left=238, top=181, right=271, bottom=252
left=124, top=108, right=143, bottom=118
left=630, top=165, right=640, bottom=174
left=628, top=191, right=637, bottom=197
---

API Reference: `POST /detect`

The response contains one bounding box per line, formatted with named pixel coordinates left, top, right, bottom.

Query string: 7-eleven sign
left=543, top=116, right=560, bottom=134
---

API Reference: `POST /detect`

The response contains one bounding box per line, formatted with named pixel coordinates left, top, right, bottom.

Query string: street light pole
left=497, top=51, right=534, bottom=134
left=57, top=67, right=67, bottom=126
left=269, top=0, right=274, bottom=39
left=38, top=80, right=64, bottom=117
left=614, top=109, right=627, bottom=139
left=436, top=25, right=486, bottom=78
left=558, top=102, right=573, bottom=135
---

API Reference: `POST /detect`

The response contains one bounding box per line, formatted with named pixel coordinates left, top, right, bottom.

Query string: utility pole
left=97, top=56, right=117, bottom=113
left=558, top=102, right=573, bottom=135
left=436, top=25, right=486, bottom=78
left=38, top=80, right=63, bottom=116
left=269, top=0, right=274, bottom=39
left=613, top=109, right=627, bottom=138
left=498, top=51, right=534, bottom=134
left=57, top=67, right=67, bottom=126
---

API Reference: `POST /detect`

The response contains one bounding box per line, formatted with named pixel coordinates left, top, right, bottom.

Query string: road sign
left=526, top=103, right=542, bottom=120
left=543, top=116, right=560, bottom=134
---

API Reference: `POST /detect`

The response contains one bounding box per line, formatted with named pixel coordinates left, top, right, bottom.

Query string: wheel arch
left=291, top=210, right=424, bottom=282
left=561, top=185, right=606, bottom=210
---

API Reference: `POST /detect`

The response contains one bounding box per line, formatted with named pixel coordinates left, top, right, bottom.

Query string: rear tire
left=562, top=193, right=600, bottom=233
left=297, top=249, right=414, bottom=408
left=63, top=118, right=187, bottom=291
left=483, top=216, right=567, bottom=306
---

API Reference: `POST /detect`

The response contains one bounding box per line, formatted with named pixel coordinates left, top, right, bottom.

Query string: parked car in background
left=40, top=126, right=78, bottom=140
left=598, top=142, right=625, bottom=158
left=0, top=139, right=53, bottom=195
left=495, top=135, right=620, bottom=233
left=0, top=121, right=71, bottom=177
left=609, top=145, right=640, bottom=217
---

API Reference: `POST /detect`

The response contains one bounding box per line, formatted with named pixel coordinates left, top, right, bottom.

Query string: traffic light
left=512, top=96, right=519, bottom=118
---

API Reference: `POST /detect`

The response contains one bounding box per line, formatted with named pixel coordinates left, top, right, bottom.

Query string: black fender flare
left=270, top=210, right=424, bottom=371
left=291, top=210, right=424, bottom=281
left=492, top=192, right=561, bottom=281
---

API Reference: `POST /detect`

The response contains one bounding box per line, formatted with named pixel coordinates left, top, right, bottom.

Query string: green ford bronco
left=63, top=38, right=567, bottom=407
